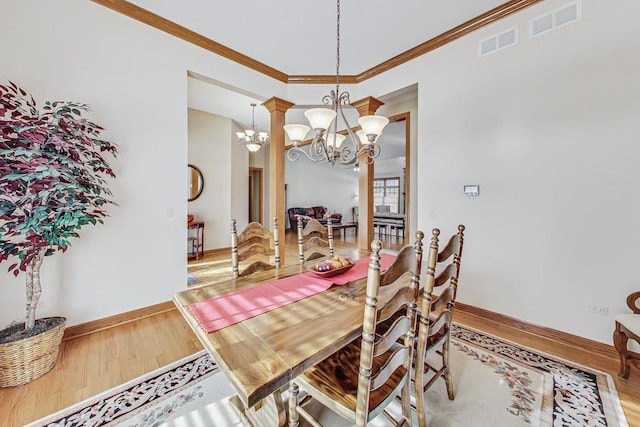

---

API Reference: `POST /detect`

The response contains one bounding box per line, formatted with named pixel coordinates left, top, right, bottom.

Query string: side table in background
left=188, top=220, right=204, bottom=260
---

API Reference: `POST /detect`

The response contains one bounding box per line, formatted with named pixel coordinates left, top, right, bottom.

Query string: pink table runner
left=188, top=254, right=395, bottom=333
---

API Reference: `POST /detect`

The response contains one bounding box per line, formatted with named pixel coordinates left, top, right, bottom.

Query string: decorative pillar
left=263, top=97, right=295, bottom=264
left=351, top=96, right=385, bottom=251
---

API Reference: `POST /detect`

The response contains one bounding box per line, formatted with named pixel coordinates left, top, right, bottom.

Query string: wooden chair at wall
left=297, top=217, right=334, bottom=263
left=414, top=224, right=464, bottom=427
left=614, top=291, right=640, bottom=379
left=288, top=231, right=425, bottom=427
left=230, top=218, right=280, bottom=279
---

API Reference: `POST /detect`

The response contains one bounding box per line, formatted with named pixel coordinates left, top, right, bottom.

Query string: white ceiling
left=129, top=0, right=506, bottom=76
left=130, top=0, right=510, bottom=155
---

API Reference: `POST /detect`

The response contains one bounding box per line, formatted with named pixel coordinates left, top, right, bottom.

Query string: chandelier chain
left=336, top=0, right=340, bottom=92
left=283, top=0, right=388, bottom=166
left=251, top=102, right=256, bottom=131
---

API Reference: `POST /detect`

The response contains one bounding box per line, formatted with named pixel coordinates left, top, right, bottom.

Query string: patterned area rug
left=27, top=324, right=628, bottom=427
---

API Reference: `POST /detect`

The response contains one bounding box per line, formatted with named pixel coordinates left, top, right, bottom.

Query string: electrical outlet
left=587, top=304, right=609, bottom=315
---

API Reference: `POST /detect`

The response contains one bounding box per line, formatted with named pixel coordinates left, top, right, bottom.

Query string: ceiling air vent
left=530, top=0, right=581, bottom=38
left=479, top=27, right=518, bottom=57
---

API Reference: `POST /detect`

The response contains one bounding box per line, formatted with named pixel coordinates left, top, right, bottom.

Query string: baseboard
left=456, top=302, right=617, bottom=360
left=62, top=299, right=618, bottom=361
left=203, top=247, right=230, bottom=256
left=62, top=301, right=176, bottom=341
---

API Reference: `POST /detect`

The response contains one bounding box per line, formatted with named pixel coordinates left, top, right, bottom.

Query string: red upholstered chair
left=614, top=291, right=640, bottom=379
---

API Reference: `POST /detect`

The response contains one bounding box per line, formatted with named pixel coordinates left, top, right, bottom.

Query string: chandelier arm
left=282, top=0, right=384, bottom=165
left=364, top=143, right=381, bottom=164
left=286, top=131, right=332, bottom=164
left=335, top=96, right=360, bottom=165
left=311, top=131, right=331, bottom=162
left=287, top=146, right=330, bottom=164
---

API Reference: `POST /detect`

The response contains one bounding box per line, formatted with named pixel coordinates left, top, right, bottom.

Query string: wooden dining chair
left=230, top=218, right=280, bottom=279
left=288, top=231, right=425, bottom=427
left=614, top=291, right=640, bottom=379
left=297, top=217, right=334, bottom=263
left=414, top=224, right=465, bottom=427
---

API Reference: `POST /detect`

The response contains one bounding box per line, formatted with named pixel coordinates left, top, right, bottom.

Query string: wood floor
left=1, top=229, right=639, bottom=426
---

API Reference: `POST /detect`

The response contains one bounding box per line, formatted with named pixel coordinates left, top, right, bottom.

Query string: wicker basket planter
left=0, top=317, right=66, bottom=388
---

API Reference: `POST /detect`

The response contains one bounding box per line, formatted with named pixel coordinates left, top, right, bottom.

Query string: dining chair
left=297, top=217, right=334, bottom=263
left=288, top=231, right=425, bottom=427
left=414, top=224, right=465, bottom=427
left=230, top=218, right=280, bottom=279
left=614, top=291, right=640, bottom=379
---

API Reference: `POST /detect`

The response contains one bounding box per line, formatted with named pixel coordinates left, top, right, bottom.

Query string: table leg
left=230, top=391, right=287, bottom=427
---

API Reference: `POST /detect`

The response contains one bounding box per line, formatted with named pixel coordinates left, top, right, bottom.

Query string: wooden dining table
left=173, top=253, right=373, bottom=427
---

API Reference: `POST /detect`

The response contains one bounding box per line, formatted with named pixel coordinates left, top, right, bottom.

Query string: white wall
left=188, top=109, right=241, bottom=249
left=3, top=0, right=639, bottom=348
left=0, top=1, right=283, bottom=328
left=375, top=0, right=640, bottom=345
left=284, top=159, right=359, bottom=230
left=352, top=0, right=640, bottom=345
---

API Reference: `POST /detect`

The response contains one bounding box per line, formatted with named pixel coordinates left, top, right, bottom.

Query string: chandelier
left=236, top=103, right=269, bottom=152
left=284, top=0, right=389, bottom=166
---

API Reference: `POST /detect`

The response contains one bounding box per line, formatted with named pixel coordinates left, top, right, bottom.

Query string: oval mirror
left=188, top=164, right=204, bottom=202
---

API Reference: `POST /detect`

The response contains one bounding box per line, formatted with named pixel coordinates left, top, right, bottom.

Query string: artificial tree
left=0, top=81, right=117, bottom=341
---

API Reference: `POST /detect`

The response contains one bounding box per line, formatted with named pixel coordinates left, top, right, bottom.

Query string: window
left=373, top=177, right=400, bottom=213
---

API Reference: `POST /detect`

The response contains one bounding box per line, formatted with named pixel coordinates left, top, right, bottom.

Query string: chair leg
left=614, top=322, right=631, bottom=380
left=415, top=369, right=428, bottom=427
left=288, top=381, right=300, bottom=427
left=442, top=339, right=455, bottom=400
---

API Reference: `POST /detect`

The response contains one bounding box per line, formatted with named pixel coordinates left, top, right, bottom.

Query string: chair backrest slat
left=354, top=231, right=424, bottom=425
left=297, top=217, right=334, bottom=263
left=414, top=225, right=465, bottom=427
left=370, top=346, right=409, bottom=391
left=231, top=218, right=280, bottom=278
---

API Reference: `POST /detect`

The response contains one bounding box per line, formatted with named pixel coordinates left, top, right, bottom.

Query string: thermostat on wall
left=464, top=185, right=479, bottom=197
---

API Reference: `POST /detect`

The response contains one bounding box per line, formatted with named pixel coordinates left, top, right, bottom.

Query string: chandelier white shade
left=284, top=0, right=388, bottom=166
left=304, top=108, right=337, bottom=131
left=283, top=124, right=310, bottom=144
left=358, top=115, right=390, bottom=143
left=237, top=103, right=268, bottom=152
left=326, top=133, right=345, bottom=149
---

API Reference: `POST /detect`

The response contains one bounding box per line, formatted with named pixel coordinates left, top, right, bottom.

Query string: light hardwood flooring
left=1, top=229, right=639, bottom=426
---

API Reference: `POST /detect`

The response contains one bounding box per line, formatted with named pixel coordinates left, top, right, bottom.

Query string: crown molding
left=354, top=0, right=543, bottom=83
left=287, top=75, right=358, bottom=85
left=91, top=0, right=289, bottom=83
left=92, top=0, right=542, bottom=85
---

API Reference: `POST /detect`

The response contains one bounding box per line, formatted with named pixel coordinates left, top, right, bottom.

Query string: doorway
left=372, top=113, right=410, bottom=244
left=249, top=167, right=263, bottom=224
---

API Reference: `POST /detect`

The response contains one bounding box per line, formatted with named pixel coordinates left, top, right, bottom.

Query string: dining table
left=173, top=251, right=395, bottom=427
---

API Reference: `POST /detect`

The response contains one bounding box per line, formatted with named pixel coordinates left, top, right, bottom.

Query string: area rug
left=27, top=324, right=628, bottom=427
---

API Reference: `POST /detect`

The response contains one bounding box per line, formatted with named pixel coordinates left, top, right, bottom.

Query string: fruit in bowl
left=313, top=256, right=351, bottom=272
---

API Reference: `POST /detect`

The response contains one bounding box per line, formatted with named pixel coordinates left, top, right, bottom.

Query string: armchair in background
left=614, top=291, right=640, bottom=379
left=287, top=206, right=342, bottom=232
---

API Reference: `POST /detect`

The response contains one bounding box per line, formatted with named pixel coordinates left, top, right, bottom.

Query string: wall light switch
left=464, top=185, right=480, bottom=197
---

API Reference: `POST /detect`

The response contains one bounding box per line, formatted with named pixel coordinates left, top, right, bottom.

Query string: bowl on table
left=307, top=257, right=354, bottom=277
